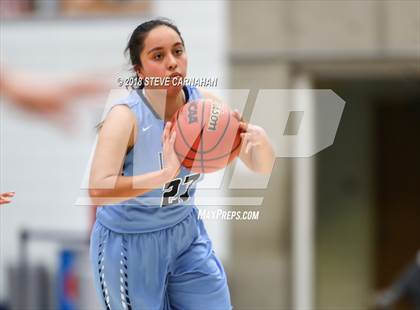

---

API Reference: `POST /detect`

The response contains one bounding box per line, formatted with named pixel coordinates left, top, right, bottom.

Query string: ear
left=135, top=65, right=144, bottom=80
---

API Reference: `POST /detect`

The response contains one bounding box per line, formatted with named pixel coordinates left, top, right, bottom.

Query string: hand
left=161, top=122, right=181, bottom=181
left=0, top=192, right=15, bottom=205
left=233, top=109, right=268, bottom=154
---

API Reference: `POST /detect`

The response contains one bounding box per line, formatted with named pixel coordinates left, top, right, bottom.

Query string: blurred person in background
left=375, top=250, right=420, bottom=309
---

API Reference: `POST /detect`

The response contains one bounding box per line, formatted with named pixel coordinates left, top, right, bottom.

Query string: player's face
left=138, top=25, right=187, bottom=96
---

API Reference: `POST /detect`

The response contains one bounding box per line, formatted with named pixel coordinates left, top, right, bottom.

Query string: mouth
left=167, top=73, right=184, bottom=88
left=169, top=72, right=183, bottom=79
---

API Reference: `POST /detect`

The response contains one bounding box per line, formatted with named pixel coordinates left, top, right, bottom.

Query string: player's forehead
left=144, top=25, right=183, bottom=53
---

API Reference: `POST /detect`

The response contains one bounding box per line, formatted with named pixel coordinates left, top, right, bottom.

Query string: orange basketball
left=171, top=99, right=243, bottom=173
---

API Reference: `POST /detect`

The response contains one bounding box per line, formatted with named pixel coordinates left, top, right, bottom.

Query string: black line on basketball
left=175, top=135, right=242, bottom=162
left=177, top=102, right=204, bottom=153
left=177, top=105, right=238, bottom=155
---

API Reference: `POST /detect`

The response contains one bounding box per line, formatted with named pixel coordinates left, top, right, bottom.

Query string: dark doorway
left=314, top=78, right=420, bottom=309
left=374, top=93, right=420, bottom=309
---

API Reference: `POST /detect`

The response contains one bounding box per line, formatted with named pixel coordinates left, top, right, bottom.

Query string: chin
left=166, top=85, right=183, bottom=97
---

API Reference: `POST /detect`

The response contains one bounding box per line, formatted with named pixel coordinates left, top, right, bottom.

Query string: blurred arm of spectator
left=0, top=66, right=109, bottom=120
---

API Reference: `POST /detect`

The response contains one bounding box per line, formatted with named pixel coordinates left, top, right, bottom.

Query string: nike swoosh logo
left=142, top=125, right=152, bottom=132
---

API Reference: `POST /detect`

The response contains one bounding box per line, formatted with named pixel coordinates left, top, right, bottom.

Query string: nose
left=166, top=54, right=178, bottom=71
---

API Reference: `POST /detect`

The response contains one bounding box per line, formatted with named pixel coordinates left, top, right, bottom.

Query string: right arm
left=88, top=105, right=179, bottom=205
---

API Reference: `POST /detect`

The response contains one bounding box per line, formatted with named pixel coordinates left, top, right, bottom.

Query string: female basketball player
left=88, top=19, right=274, bottom=309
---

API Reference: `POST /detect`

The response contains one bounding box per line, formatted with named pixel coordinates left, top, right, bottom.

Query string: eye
left=175, top=48, right=184, bottom=56
left=153, top=53, right=163, bottom=60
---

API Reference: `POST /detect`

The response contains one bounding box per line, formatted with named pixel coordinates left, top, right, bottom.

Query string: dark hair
left=125, top=18, right=185, bottom=73
left=96, top=19, right=184, bottom=131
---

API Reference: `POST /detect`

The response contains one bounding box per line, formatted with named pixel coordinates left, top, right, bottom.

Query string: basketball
left=171, top=99, right=243, bottom=173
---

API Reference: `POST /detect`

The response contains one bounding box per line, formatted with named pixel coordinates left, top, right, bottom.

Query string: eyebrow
left=147, top=42, right=183, bottom=55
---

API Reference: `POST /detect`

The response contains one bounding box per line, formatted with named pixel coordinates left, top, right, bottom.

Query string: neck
left=144, top=88, right=185, bottom=121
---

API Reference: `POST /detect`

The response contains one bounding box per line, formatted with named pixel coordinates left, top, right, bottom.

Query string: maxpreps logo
left=207, top=102, right=222, bottom=131
left=77, top=89, right=346, bottom=207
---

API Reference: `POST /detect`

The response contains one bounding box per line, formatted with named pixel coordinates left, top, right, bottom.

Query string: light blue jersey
left=96, top=85, right=203, bottom=233
left=90, top=85, right=232, bottom=309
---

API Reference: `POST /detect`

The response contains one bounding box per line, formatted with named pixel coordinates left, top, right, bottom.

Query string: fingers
left=243, top=134, right=259, bottom=154
left=239, top=122, right=257, bottom=136
left=164, top=122, right=172, bottom=139
left=245, top=141, right=252, bottom=154
left=241, top=133, right=261, bottom=154
left=162, top=126, right=176, bottom=154
left=233, top=109, right=246, bottom=123
left=161, top=121, right=172, bottom=143
left=170, top=131, right=176, bottom=145
left=1, top=192, right=15, bottom=198
left=232, top=109, right=241, bottom=120
left=239, top=121, right=248, bottom=132
left=245, top=141, right=263, bottom=154
left=0, top=192, right=15, bottom=205
left=240, top=124, right=262, bottom=136
left=232, top=110, right=250, bottom=135
left=240, top=127, right=263, bottom=154
left=240, top=132, right=250, bottom=153
left=162, top=127, right=180, bottom=177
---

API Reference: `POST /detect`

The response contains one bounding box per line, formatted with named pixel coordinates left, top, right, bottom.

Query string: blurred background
left=1, top=1, right=419, bottom=309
